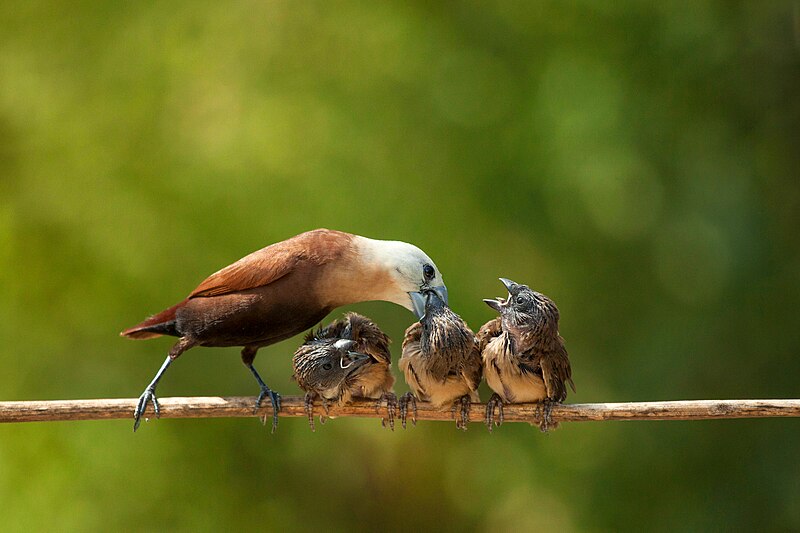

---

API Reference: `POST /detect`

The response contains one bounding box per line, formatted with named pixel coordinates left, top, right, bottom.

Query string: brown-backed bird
left=479, top=278, right=574, bottom=431
left=121, top=229, right=446, bottom=432
left=399, top=289, right=482, bottom=430
left=293, top=313, right=395, bottom=430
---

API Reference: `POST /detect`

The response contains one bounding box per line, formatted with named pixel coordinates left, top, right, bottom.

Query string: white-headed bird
left=479, top=278, right=574, bottom=431
left=399, top=289, right=482, bottom=430
left=121, top=229, right=447, bottom=432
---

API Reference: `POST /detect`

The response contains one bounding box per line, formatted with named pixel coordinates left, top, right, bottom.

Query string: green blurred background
left=2, top=1, right=799, bottom=531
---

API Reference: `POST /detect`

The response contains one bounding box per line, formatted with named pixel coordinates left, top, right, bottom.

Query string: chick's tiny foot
left=319, top=398, right=330, bottom=425
left=485, top=393, right=505, bottom=432
left=538, top=399, right=560, bottom=432
left=452, top=395, right=471, bottom=431
left=398, top=392, right=418, bottom=429
left=375, top=393, right=398, bottom=431
left=303, top=392, right=317, bottom=432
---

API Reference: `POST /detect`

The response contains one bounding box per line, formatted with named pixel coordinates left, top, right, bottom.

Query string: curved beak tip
left=498, top=277, right=517, bottom=292
left=409, top=291, right=426, bottom=319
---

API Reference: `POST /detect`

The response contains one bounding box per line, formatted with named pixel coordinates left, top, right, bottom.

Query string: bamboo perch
left=1, top=397, right=799, bottom=425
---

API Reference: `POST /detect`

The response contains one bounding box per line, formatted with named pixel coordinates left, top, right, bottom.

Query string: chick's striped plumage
left=399, top=291, right=481, bottom=429
left=293, top=313, right=394, bottom=405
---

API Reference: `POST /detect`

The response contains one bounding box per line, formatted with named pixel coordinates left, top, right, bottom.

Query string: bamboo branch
left=1, top=397, right=799, bottom=425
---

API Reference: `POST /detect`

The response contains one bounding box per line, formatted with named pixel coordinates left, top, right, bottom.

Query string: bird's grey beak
left=341, top=351, right=371, bottom=370
left=499, top=278, right=518, bottom=293
left=409, top=285, right=448, bottom=319
left=483, top=298, right=505, bottom=313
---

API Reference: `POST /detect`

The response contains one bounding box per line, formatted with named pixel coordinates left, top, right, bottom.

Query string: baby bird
left=399, top=289, right=482, bottom=430
left=478, top=278, right=574, bottom=432
left=293, top=313, right=396, bottom=430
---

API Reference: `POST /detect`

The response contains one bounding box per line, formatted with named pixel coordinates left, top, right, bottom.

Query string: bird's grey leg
left=134, top=356, right=171, bottom=432
left=485, top=393, right=505, bottom=432
left=375, top=392, right=398, bottom=431
left=242, top=346, right=281, bottom=433
left=247, top=363, right=281, bottom=433
left=398, top=392, right=417, bottom=429
left=134, top=337, right=194, bottom=432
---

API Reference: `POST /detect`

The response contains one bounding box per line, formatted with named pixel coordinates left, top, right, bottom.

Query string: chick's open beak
left=485, top=278, right=518, bottom=313
left=340, top=351, right=371, bottom=370
left=483, top=297, right=506, bottom=313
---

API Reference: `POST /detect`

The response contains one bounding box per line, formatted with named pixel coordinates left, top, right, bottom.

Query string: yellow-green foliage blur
left=1, top=2, right=799, bottom=531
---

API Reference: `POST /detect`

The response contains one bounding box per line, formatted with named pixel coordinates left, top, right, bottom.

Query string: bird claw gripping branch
left=376, top=393, right=398, bottom=431
left=452, top=395, right=472, bottom=431
left=538, top=399, right=559, bottom=432
left=485, top=393, right=505, bottom=432
left=303, top=392, right=318, bottom=432
left=133, top=387, right=160, bottom=432
left=398, top=392, right=418, bottom=429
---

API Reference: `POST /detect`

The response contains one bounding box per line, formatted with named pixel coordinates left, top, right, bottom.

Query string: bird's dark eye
left=322, top=362, right=332, bottom=371
left=423, top=264, right=435, bottom=281
left=516, top=295, right=526, bottom=305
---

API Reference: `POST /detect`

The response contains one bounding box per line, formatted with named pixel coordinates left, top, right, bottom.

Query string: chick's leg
left=398, top=392, right=418, bottom=429
left=485, top=393, right=505, bottom=432
left=375, top=392, right=398, bottom=431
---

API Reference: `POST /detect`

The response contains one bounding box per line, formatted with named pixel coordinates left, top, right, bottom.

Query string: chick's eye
left=423, top=264, right=435, bottom=280
left=322, top=363, right=332, bottom=371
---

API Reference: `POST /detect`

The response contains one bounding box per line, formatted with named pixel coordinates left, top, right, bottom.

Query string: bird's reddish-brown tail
left=120, top=298, right=188, bottom=339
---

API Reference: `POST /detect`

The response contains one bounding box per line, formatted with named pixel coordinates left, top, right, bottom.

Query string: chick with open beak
left=478, top=278, right=575, bottom=432
left=293, top=313, right=396, bottom=430
left=399, top=289, right=482, bottom=430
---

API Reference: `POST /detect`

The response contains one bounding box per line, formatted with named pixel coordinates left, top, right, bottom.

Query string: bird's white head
left=353, top=236, right=448, bottom=318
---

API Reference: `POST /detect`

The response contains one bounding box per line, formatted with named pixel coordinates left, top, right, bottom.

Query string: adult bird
left=399, top=289, right=482, bottom=430
left=292, top=313, right=395, bottom=430
left=478, top=278, right=574, bottom=432
left=121, top=228, right=447, bottom=432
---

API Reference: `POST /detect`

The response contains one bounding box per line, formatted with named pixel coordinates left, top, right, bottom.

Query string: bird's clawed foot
left=375, top=393, right=398, bottom=430
left=303, top=392, right=317, bottom=431
left=485, top=393, right=505, bottom=432
left=538, top=399, right=560, bottom=432
left=133, top=386, right=160, bottom=432
left=255, top=385, right=282, bottom=434
left=319, top=398, right=331, bottom=425
left=452, top=395, right=472, bottom=431
left=398, top=392, right=417, bottom=429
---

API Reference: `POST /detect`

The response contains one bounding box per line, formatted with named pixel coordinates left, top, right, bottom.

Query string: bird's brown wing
left=399, top=322, right=427, bottom=399
left=460, top=339, right=483, bottom=394
left=476, top=317, right=503, bottom=353
left=190, top=229, right=352, bottom=298
left=540, top=340, right=574, bottom=402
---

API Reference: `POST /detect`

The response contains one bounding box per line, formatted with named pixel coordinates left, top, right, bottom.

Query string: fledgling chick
left=479, top=278, right=575, bottom=432
left=293, top=313, right=396, bottom=430
left=399, top=290, right=482, bottom=430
